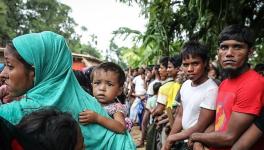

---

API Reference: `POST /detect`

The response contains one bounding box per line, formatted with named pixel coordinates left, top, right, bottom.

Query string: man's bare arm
left=232, top=124, right=263, bottom=150
left=168, top=108, right=215, bottom=142
left=152, top=103, right=166, bottom=117
left=168, top=105, right=183, bottom=135
left=190, top=112, right=255, bottom=147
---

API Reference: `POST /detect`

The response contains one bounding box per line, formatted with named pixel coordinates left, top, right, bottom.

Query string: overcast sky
left=59, top=0, right=146, bottom=52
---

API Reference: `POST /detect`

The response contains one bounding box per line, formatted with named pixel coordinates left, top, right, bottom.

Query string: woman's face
left=0, top=46, right=34, bottom=98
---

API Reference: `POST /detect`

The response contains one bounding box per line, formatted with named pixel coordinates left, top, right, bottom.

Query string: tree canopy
left=0, top=0, right=101, bottom=59
left=1, top=0, right=263, bottom=65
left=117, top=0, right=264, bottom=67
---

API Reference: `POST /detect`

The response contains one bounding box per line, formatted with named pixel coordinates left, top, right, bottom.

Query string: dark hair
left=6, top=42, right=34, bottom=71
left=181, top=41, right=209, bottom=65
left=209, top=63, right=220, bottom=78
left=168, top=55, right=182, bottom=68
left=74, top=70, right=92, bottom=94
left=219, top=24, right=255, bottom=48
left=146, top=65, right=153, bottom=72
left=159, top=56, right=169, bottom=68
left=153, top=82, right=162, bottom=95
left=83, top=66, right=94, bottom=94
left=16, top=108, right=80, bottom=150
left=255, top=63, right=264, bottom=76
left=138, top=67, right=145, bottom=75
left=0, top=116, right=46, bottom=150
left=117, top=92, right=126, bottom=104
left=154, top=65, right=159, bottom=71
left=254, top=63, right=264, bottom=72
left=91, top=62, right=126, bottom=87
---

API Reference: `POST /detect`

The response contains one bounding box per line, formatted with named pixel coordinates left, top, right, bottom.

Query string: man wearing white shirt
left=163, top=41, right=218, bottom=150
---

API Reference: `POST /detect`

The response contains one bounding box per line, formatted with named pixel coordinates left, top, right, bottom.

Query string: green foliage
left=0, top=0, right=23, bottom=46
left=188, top=0, right=264, bottom=65
left=20, top=0, right=77, bottom=40
left=0, top=0, right=79, bottom=48
left=70, top=36, right=101, bottom=59
left=118, top=0, right=264, bottom=67
left=75, top=44, right=102, bottom=59
left=0, top=1, right=8, bottom=45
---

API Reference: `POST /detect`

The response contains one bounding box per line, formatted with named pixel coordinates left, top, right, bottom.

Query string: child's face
left=92, top=70, right=122, bottom=104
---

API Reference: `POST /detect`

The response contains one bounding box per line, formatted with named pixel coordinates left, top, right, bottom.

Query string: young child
left=79, top=62, right=132, bottom=133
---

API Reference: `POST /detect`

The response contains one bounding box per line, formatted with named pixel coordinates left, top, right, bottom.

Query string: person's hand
left=157, top=117, right=169, bottom=125
left=190, top=133, right=201, bottom=141
left=161, top=136, right=173, bottom=150
left=193, top=142, right=205, bottom=150
left=189, top=133, right=203, bottom=149
left=165, top=122, right=171, bottom=135
left=188, top=137, right=194, bottom=148
left=79, top=110, right=99, bottom=124
left=157, top=113, right=168, bottom=121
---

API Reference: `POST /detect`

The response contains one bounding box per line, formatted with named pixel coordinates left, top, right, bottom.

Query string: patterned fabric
left=104, top=103, right=127, bottom=116
left=104, top=103, right=133, bottom=131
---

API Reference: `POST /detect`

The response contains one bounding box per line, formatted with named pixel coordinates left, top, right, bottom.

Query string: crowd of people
left=124, top=24, right=264, bottom=150
left=0, top=24, right=263, bottom=150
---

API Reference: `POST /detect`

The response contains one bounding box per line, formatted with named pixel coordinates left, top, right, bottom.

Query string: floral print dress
left=103, top=102, right=133, bottom=131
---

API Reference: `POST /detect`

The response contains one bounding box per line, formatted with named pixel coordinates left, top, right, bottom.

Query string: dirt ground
left=131, top=125, right=145, bottom=150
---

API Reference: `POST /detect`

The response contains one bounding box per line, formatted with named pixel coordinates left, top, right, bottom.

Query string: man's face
left=218, top=40, right=251, bottom=76
left=159, top=64, right=168, bottom=81
left=182, top=55, right=206, bottom=83
left=167, top=61, right=178, bottom=78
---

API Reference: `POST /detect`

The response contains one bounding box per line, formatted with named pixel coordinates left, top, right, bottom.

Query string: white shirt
left=133, top=75, right=146, bottom=96
left=180, top=79, right=218, bottom=129
left=146, top=79, right=160, bottom=95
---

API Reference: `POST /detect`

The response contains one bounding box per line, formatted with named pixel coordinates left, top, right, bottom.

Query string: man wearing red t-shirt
left=189, top=25, right=264, bottom=150
left=231, top=76, right=264, bottom=150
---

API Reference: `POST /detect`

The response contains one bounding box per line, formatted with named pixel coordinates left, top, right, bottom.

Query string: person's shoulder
left=170, top=82, right=181, bottom=90
left=151, top=79, right=160, bottom=84
left=132, top=75, right=140, bottom=81
left=181, top=80, right=192, bottom=87
left=206, top=78, right=219, bottom=88
left=160, top=80, right=177, bottom=89
left=179, top=80, right=192, bottom=92
left=241, top=70, right=264, bottom=85
left=242, top=69, right=262, bottom=79
left=148, top=95, right=157, bottom=102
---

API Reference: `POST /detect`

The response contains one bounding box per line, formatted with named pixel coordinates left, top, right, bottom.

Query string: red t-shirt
left=212, top=70, right=264, bottom=150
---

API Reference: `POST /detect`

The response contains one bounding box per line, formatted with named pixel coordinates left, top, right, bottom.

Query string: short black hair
left=91, top=62, right=126, bottom=87
left=219, top=24, right=255, bottom=48
left=168, top=55, right=182, bottom=68
left=153, top=82, right=162, bottom=95
left=146, top=65, right=154, bottom=71
left=159, top=56, right=169, bottom=68
left=153, top=64, right=159, bottom=71
left=181, top=41, right=209, bottom=63
left=17, top=108, right=80, bottom=150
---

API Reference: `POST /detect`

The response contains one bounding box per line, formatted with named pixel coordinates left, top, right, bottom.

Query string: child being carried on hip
left=79, top=62, right=132, bottom=133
